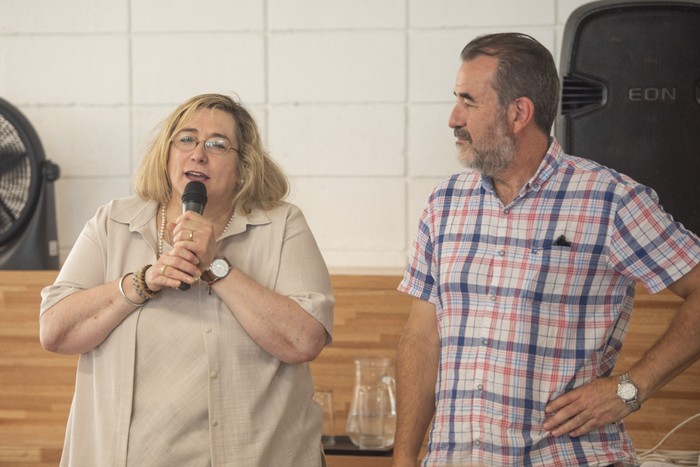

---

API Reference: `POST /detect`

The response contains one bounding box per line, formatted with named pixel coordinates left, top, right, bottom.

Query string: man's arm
left=392, top=298, right=440, bottom=466
left=544, top=263, right=700, bottom=436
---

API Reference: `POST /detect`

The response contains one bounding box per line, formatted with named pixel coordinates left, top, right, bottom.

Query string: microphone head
left=181, top=181, right=207, bottom=213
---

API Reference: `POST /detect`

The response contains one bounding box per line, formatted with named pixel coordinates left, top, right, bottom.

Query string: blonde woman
left=41, top=93, right=334, bottom=466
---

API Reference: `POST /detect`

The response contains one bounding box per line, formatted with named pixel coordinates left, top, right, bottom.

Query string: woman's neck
left=164, top=197, right=234, bottom=237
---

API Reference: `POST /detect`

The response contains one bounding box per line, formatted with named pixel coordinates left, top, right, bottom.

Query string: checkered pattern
left=399, top=139, right=700, bottom=466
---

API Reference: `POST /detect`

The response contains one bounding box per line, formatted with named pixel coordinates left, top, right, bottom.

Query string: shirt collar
left=222, top=207, right=270, bottom=239
left=479, top=137, right=564, bottom=196
left=109, top=196, right=271, bottom=241
left=526, top=137, right=563, bottom=192
left=111, top=197, right=158, bottom=233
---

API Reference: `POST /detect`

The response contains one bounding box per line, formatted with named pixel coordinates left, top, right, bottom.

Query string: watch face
left=211, top=258, right=229, bottom=278
left=618, top=383, right=637, bottom=400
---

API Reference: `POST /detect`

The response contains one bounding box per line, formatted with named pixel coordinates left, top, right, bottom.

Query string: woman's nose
left=191, top=142, right=208, bottom=162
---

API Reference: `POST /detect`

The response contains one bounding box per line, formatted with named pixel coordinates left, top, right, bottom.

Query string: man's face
left=449, top=56, right=516, bottom=177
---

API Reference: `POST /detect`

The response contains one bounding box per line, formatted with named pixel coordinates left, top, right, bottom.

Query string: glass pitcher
left=346, top=356, right=397, bottom=449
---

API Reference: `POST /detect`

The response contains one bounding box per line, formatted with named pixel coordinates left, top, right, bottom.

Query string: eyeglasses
left=170, top=133, right=239, bottom=156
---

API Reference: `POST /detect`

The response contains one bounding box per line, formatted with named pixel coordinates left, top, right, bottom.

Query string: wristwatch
left=201, top=257, right=232, bottom=285
left=616, top=373, right=641, bottom=412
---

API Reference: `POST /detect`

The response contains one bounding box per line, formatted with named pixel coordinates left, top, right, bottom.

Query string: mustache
left=454, top=127, right=472, bottom=143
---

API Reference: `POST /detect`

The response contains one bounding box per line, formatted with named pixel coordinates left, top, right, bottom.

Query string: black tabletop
left=323, top=435, right=394, bottom=457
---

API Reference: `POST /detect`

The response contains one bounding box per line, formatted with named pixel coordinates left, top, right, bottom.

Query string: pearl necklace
left=157, top=203, right=235, bottom=258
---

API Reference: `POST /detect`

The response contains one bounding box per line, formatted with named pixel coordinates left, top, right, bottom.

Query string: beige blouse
left=41, top=196, right=335, bottom=467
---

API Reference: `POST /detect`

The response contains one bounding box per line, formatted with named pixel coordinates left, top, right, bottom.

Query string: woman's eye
left=179, top=135, right=195, bottom=144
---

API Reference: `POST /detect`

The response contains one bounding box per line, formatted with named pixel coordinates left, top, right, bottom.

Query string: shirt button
left=204, top=327, right=212, bottom=333
left=489, top=294, right=496, bottom=301
left=477, top=384, right=483, bottom=391
left=210, top=371, right=219, bottom=379
left=482, top=339, right=489, bottom=346
left=474, top=440, right=481, bottom=447
left=211, top=420, right=219, bottom=427
left=497, top=250, right=505, bottom=256
left=503, top=209, right=509, bottom=215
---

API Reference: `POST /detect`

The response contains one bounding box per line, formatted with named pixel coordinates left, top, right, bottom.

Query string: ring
left=187, top=230, right=194, bottom=241
left=161, top=265, right=167, bottom=275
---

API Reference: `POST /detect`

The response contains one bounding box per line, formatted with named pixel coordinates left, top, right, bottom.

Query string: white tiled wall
left=0, top=0, right=592, bottom=272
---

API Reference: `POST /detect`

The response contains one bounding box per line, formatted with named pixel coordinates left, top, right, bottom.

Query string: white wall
left=0, top=0, right=592, bottom=273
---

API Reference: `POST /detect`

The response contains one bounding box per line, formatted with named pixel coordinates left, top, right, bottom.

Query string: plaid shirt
left=399, top=138, right=700, bottom=467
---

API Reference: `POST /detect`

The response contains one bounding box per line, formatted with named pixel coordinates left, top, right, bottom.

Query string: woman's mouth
left=185, top=171, right=209, bottom=182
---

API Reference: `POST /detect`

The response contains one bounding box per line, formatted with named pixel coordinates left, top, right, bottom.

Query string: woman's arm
left=169, top=206, right=333, bottom=364
left=210, top=269, right=329, bottom=364
left=40, top=274, right=144, bottom=355
left=39, top=201, right=198, bottom=355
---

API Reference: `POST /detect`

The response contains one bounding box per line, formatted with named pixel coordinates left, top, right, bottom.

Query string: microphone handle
left=182, top=201, right=205, bottom=214
left=178, top=202, right=204, bottom=291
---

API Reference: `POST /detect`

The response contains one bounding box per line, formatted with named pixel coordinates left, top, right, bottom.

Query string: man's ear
left=508, top=97, right=535, bottom=134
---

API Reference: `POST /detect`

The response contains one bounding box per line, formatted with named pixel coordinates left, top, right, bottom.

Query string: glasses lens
left=204, top=138, right=230, bottom=155
left=173, top=134, right=196, bottom=150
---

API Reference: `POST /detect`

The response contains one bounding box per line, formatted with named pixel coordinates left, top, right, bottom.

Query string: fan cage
left=0, top=99, right=43, bottom=247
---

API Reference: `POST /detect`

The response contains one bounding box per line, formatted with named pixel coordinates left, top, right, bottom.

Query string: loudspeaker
left=555, top=0, right=700, bottom=235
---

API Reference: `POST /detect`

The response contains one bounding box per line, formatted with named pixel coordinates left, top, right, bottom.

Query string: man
left=392, top=33, right=700, bottom=466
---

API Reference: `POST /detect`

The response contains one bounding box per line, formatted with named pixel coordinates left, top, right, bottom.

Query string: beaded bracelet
left=118, top=272, right=146, bottom=307
left=131, top=270, right=147, bottom=301
left=132, top=264, right=159, bottom=301
left=140, top=264, right=160, bottom=297
left=136, top=264, right=159, bottom=300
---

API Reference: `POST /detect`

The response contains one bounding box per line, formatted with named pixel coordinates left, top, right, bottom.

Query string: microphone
left=179, top=181, right=207, bottom=290
left=182, top=180, right=207, bottom=214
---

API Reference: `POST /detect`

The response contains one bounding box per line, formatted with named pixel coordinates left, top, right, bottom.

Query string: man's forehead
left=454, top=56, right=498, bottom=98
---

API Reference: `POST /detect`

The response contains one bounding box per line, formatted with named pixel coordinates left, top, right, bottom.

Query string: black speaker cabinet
left=556, top=0, right=700, bottom=235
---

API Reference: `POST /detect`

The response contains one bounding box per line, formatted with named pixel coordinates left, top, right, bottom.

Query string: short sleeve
left=609, top=183, right=700, bottom=293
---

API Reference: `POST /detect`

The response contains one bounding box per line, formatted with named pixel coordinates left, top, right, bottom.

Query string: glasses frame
left=169, top=133, right=239, bottom=156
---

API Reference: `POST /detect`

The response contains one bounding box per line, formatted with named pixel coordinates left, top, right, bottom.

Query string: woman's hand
left=146, top=211, right=217, bottom=291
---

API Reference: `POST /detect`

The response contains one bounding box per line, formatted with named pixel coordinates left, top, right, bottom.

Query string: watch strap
left=201, top=269, right=216, bottom=284
left=201, top=257, right=231, bottom=285
left=617, top=373, right=641, bottom=412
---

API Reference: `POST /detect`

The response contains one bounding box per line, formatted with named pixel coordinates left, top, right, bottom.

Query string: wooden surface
left=326, top=455, right=392, bottom=467
left=1, top=270, right=699, bottom=467
left=0, top=271, right=75, bottom=467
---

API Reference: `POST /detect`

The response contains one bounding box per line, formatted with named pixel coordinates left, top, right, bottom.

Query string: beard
left=455, top=115, right=516, bottom=178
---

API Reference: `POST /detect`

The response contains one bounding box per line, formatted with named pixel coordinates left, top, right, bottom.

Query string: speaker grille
left=561, top=75, right=607, bottom=115
left=557, top=1, right=700, bottom=234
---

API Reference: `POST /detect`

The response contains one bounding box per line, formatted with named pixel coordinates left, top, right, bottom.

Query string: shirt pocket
left=524, top=239, right=586, bottom=305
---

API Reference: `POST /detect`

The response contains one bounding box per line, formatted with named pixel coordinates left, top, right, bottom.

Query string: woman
left=40, top=94, right=334, bottom=466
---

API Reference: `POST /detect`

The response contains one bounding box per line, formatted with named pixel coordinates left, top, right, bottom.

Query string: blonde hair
left=134, top=93, right=289, bottom=214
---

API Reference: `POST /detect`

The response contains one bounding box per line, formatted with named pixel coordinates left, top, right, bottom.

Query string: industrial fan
left=0, top=97, right=60, bottom=269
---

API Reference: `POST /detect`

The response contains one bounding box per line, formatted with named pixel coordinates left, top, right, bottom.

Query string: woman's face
left=167, top=107, right=240, bottom=212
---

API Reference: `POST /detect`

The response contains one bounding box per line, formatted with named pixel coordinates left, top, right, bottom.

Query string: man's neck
left=491, top=132, right=550, bottom=206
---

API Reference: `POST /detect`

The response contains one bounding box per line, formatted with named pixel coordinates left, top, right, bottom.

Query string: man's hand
left=543, top=377, right=631, bottom=437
